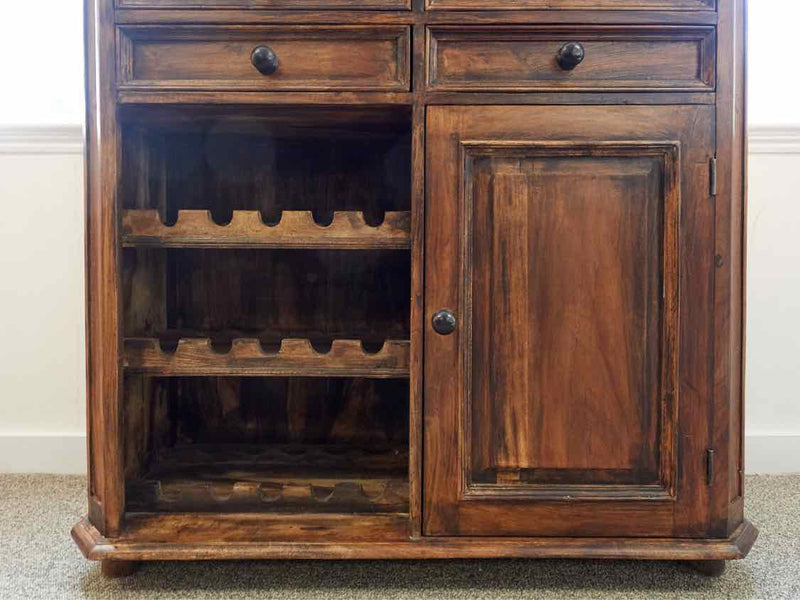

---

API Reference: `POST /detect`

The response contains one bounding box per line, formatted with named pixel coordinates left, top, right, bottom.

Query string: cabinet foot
left=101, top=560, right=139, bottom=578
left=685, top=560, right=727, bottom=577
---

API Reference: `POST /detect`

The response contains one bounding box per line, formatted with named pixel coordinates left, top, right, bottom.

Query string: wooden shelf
left=123, top=337, right=410, bottom=378
left=122, top=210, right=411, bottom=250
left=126, top=444, right=409, bottom=514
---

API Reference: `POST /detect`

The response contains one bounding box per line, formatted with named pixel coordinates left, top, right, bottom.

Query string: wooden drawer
left=118, top=0, right=409, bottom=9
left=426, top=26, right=716, bottom=92
left=117, top=26, right=411, bottom=93
left=426, top=0, right=713, bottom=9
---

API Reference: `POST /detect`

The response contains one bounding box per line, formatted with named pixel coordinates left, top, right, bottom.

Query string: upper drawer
left=426, top=0, right=713, bottom=9
left=427, top=26, right=716, bottom=92
left=118, top=0, right=409, bottom=9
left=117, top=26, right=411, bottom=93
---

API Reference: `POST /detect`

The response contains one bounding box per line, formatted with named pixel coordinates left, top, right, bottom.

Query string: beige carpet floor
left=1, top=474, right=798, bottom=599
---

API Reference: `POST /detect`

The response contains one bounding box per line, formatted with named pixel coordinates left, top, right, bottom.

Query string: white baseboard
left=745, top=434, right=800, bottom=474
left=0, top=434, right=86, bottom=474
left=0, top=433, right=798, bottom=475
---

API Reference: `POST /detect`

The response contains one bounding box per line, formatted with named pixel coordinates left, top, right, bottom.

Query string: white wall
left=745, top=144, right=800, bottom=473
left=749, top=2, right=800, bottom=126
left=741, top=0, right=800, bottom=473
left=0, top=1, right=84, bottom=125
left=0, top=2, right=798, bottom=473
left=0, top=130, right=86, bottom=472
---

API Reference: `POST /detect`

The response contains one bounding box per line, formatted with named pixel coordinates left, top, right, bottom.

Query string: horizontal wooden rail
left=121, top=209, right=412, bottom=250
left=128, top=478, right=409, bottom=513
left=123, top=337, right=410, bottom=378
left=126, top=444, right=409, bottom=514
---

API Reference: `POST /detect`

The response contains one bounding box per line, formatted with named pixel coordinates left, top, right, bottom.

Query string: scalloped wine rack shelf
left=121, top=209, right=412, bottom=249
left=127, top=478, right=410, bottom=514
left=123, top=338, right=411, bottom=378
left=126, top=444, right=410, bottom=514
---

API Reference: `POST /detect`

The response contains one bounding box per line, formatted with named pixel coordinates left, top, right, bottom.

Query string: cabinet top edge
left=113, top=9, right=718, bottom=26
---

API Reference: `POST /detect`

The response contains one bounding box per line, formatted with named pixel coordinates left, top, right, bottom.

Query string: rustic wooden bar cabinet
left=73, top=0, right=755, bottom=577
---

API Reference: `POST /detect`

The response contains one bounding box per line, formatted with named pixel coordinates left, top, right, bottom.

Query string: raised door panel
left=424, top=106, right=715, bottom=537
left=466, top=142, right=678, bottom=499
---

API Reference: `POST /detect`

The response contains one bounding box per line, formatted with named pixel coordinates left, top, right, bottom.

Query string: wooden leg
left=685, top=560, right=727, bottom=577
left=101, top=560, right=139, bottom=578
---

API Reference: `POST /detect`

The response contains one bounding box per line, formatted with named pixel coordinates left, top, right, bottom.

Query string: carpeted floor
left=1, top=474, right=798, bottom=599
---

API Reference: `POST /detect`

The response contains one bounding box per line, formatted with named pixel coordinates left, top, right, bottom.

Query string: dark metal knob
left=556, top=42, right=585, bottom=70
left=432, top=310, right=457, bottom=336
left=251, top=45, right=279, bottom=75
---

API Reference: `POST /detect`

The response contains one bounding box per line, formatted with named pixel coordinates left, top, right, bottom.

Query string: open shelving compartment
left=118, top=104, right=412, bottom=531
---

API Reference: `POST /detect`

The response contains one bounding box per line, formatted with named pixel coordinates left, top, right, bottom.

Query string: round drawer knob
left=251, top=45, right=280, bottom=75
left=556, top=42, right=585, bottom=71
left=432, top=310, right=457, bottom=336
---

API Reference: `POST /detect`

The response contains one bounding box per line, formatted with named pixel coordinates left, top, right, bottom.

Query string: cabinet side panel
left=712, top=0, right=747, bottom=537
left=85, top=0, right=123, bottom=536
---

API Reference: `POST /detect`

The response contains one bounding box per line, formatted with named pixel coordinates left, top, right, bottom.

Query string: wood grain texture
left=118, top=512, right=412, bottom=543
left=408, top=100, right=425, bottom=538
left=118, top=0, right=410, bottom=8
left=126, top=376, right=409, bottom=447
left=72, top=517, right=757, bottom=560
left=118, top=25, right=411, bottom=92
left=119, top=107, right=411, bottom=221
left=124, top=338, right=411, bottom=378
left=116, top=90, right=718, bottom=106
left=85, top=0, right=124, bottom=537
left=712, top=0, right=747, bottom=538
left=426, top=0, right=715, bottom=9
left=424, top=105, right=713, bottom=537
left=463, top=141, right=679, bottom=501
left=120, top=374, right=411, bottom=517
left=122, top=210, right=412, bottom=250
left=122, top=248, right=411, bottom=343
left=126, top=444, right=409, bottom=514
left=79, top=0, right=750, bottom=565
left=113, top=9, right=719, bottom=26
left=427, top=26, right=716, bottom=92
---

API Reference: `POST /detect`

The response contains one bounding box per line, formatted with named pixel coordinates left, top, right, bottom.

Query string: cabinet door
left=424, top=105, right=715, bottom=537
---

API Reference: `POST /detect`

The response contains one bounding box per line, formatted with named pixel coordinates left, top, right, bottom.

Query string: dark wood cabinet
left=74, top=0, right=754, bottom=577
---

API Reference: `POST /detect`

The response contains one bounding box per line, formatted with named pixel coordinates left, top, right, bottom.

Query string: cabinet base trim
left=72, top=517, right=757, bottom=562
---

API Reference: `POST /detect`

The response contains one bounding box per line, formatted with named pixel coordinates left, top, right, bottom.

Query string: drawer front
left=426, top=0, right=713, bottom=9
left=118, top=0, right=410, bottom=9
left=118, top=26, right=411, bottom=92
left=427, top=26, right=716, bottom=92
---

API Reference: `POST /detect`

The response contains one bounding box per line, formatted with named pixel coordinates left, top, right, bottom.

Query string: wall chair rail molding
left=0, top=125, right=84, bottom=155
left=749, top=125, right=800, bottom=155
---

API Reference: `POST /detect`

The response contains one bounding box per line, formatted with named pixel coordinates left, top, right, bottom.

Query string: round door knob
left=556, top=42, right=585, bottom=70
left=432, top=310, right=457, bottom=336
left=251, top=45, right=279, bottom=75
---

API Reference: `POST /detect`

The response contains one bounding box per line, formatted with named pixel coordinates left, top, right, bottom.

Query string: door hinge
left=710, top=157, right=718, bottom=197
left=706, top=449, right=716, bottom=485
